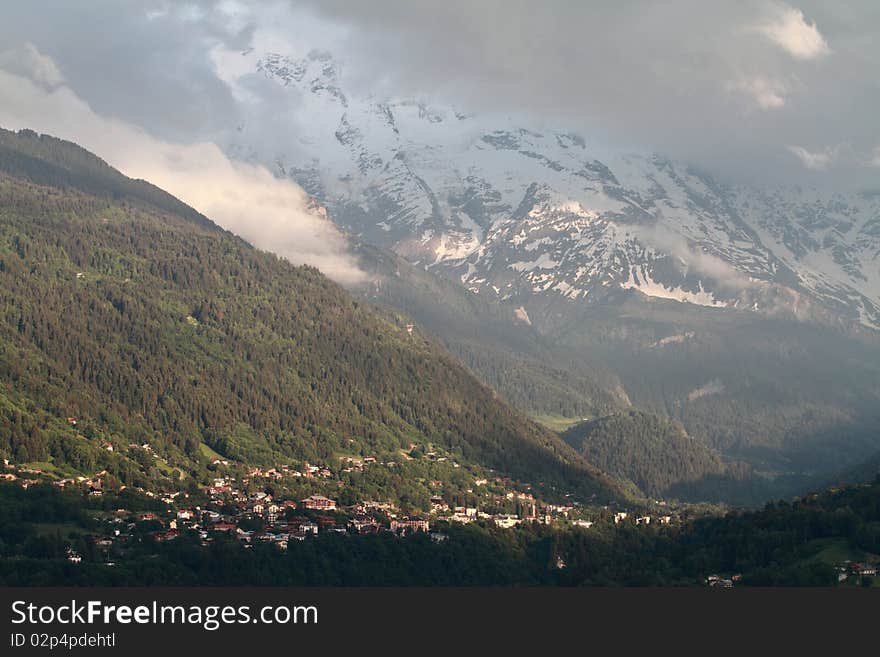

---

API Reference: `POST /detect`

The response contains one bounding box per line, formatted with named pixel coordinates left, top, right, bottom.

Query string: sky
left=1, top=1, right=877, bottom=188
left=0, top=1, right=877, bottom=280
left=298, top=0, right=879, bottom=187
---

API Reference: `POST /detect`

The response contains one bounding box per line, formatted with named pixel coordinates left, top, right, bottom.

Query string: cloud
left=787, top=144, right=834, bottom=170
left=1, top=2, right=878, bottom=189
left=752, top=4, right=831, bottom=59
left=0, top=42, right=64, bottom=88
left=0, top=45, right=367, bottom=286
left=785, top=142, right=880, bottom=171
left=632, top=225, right=752, bottom=291
left=726, top=75, right=789, bottom=109
left=283, top=0, right=878, bottom=188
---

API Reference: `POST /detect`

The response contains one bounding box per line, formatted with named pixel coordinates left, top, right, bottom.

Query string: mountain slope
left=548, top=299, right=880, bottom=473
left=234, top=49, right=880, bottom=330
left=353, top=241, right=629, bottom=419
left=0, top=127, right=626, bottom=504
left=0, top=127, right=215, bottom=230
left=222, top=49, right=880, bottom=501
left=560, top=410, right=728, bottom=498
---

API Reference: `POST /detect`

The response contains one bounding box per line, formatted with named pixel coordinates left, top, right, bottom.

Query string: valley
left=219, top=49, right=880, bottom=501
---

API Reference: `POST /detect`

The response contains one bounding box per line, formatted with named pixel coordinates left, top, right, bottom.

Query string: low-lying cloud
left=633, top=225, right=753, bottom=291
left=785, top=142, right=878, bottom=171
left=0, top=44, right=366, bottom=286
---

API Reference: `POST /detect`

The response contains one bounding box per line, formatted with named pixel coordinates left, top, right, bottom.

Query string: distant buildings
left=349, top=518, right=381, bottom=534
left=846, top=562, right=877, bottom=577
left=300, top=495, right=337, bottom=511
left=492, top=515, right=521, bottom=529
left=390, top=518, right=429, bottom=534
left=707, top=575, right=734, bottom=588
left=153, top=529, right=179, bottom=542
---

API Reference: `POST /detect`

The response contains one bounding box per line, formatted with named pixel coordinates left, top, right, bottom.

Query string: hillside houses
left=449, top=506, right=478, bottom=523
left=390, top=518, right=430, bottom=534
left=153, top=529, right=179, bottom=542
left=840, top=561, right=878, bottom=581
left=0, top=455, right=689, bottom=577
left=354, top=501, right=397, bottom=515
left=300, top=494, right=337, bottom=511
left=349, top=517, right=381, bottom=534
left=492, top=514, right=521, bottom=529
left=546, top=504, right=574, bottom=517
left=707, top=574, right=735, bottom=588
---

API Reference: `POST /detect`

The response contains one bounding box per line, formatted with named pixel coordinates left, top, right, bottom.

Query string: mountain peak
left=233, top=50, right=880, bottom=330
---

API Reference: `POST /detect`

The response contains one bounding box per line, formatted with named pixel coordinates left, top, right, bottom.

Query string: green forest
left=0, top=126, right=623, bottom=506
left=354, top=243, right=628, bottom=419
left=561, top=410, right=729, bottom=498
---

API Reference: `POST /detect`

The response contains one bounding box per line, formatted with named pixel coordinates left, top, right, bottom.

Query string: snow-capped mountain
left=229, top=50, right=880, bottom=329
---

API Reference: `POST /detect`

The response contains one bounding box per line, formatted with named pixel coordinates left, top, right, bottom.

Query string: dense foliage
left=0, top=128, right=213, bottom=229
left=0, top=127, right=623, bottom=503
left=561, top=410, right=727, bottom=498
left=548, top=298, right=880, bottom=502
left=356, top=244, right=627, bottom=419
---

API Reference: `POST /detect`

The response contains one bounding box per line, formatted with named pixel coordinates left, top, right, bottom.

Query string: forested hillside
left=561, top=410, right=728, bottom=498
left=0, top=128, right=214, bottom=229
left=354, top=243, right=628, bottom=419
left=545, top=297, right=880, bottom=498
left=0, top=127, right=625, bottom=504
